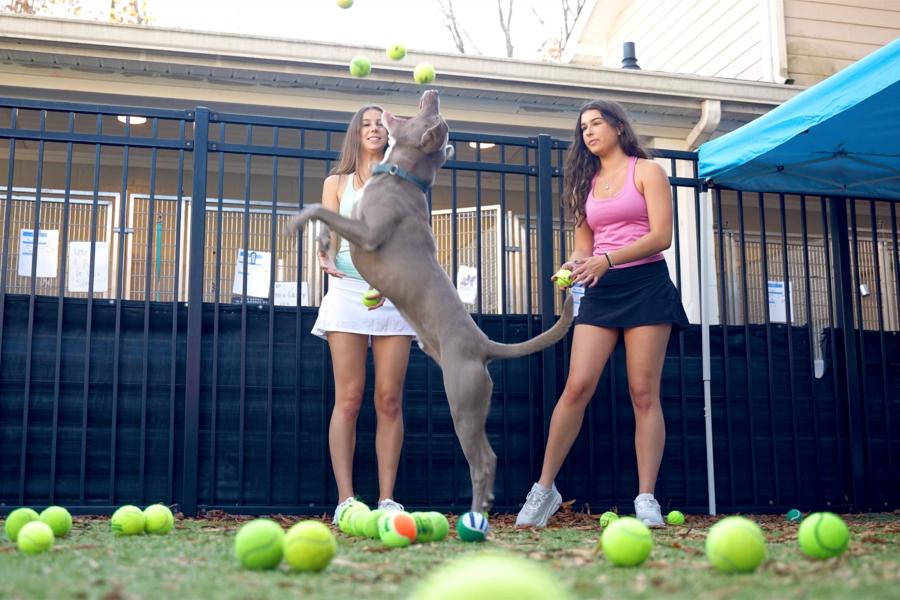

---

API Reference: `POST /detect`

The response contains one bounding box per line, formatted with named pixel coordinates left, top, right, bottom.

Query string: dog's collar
left=372, top=163, right=430, bottom=194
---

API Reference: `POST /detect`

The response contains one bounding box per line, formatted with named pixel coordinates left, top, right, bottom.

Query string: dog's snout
left=419, top=89, right=439, bottom=111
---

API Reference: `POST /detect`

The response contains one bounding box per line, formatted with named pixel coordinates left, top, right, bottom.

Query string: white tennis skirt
left=311, top=275, right=417, bottom=340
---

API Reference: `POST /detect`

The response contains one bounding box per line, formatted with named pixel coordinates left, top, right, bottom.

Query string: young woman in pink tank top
left=516, top=100, right=688, bottom=529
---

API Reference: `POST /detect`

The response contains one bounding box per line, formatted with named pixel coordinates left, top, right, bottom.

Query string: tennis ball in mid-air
left=283, top=520, right=337, bottom=572
left=336, top=0, right=353, bottom=8
left=17, top=521, right=54, bottom=555
left=234, top=519, right=285, bottom=570
left=362, top=289, right=381, bottom=308
left=39, top=506, right=72, bottom=537
left=598, top=511, right=619, bottom=528
left=705, top=516, right=766, bottom=573
left=798, top=512, right=849, bottom=559
left=786, top=508, right=802, bottom=523
left=553, top=269, right=573, bottom=289
left=666, top=510, right=685, bottom=526
left=143, top=504, right=174, bottom=534
left=409, top=553, right=573, bottom=600
left=379, top=511, right=417, bottom=547
left=110, top=505, right=145, bottom=536
left=600, top=517, right=652, bottom=566
left=456, top=511, right=489, bottom=542
left=386, top=43, right=407, bottom=61
left=413, top=62, right=436, bottom=85
left=350, top=56, right=372, bottom=78
left=429, top=512, right=450, bottom=541
left=5, top=507, right=40, bottom=542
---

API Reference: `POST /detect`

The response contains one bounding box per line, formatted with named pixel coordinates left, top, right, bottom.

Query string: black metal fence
left=0, top=97, right=897, bottom=517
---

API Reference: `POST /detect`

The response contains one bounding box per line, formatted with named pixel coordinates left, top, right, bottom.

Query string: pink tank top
left=584, top=156, right=664, bottom=269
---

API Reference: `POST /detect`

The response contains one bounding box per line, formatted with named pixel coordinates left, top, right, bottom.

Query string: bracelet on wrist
left=604, top=252, right=615, bottom=268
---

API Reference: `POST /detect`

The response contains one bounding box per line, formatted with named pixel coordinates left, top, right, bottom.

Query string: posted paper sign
left=67, top=241, right=109, bottom=293
left=768, top=280, right=793, bottom=323
left=274, top=281, right=309, bottom=307
left=456, top=265, right=478, bottom=304
left=232, top=249, right=271, bottom=299
left=18, top=229, right=59, bottom=278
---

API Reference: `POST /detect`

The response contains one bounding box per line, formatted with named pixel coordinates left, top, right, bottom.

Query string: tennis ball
left=409, top=552, right=573, bottom=600
left=667, top=510, right=685, bottom=526
left=336, top=0, right=353, bottom=8
left=429, top=512, right=450, bottom=541
left=599, top=511, right=619, bottom=528
left=413, top=62, right=436, bottom=85
left=798, top=512, right=849, bottom=559
left=705, top=516, right=766, bottom=573
left=553, top=268, right=573, bottom=289
left=412, top=512, right=435, bottom=543
left=338, top=501, right=368, bottom=534
left=284, top=520, right=337, bottom=572
left=348, top=507, right=372, bottom=537
left=16, top=521, right=54, bottom=555
left=456, top=511, right=489, bottom=542
left=379, top=511, right=417, bottom=548
left=386, top=43, right=407, bottom=61
left=362, top=289, right=381, bottom=308
left=786, top=508, right=802, bottom=523
left=234, top=519, right=285, bottom=570
left=39, top=506, right=72, bottom=537
left=361, top=509, right=385, bottom=539
left=4, top=507, right=39, bottom=542
left=601, top=516, right=652, bottom=566
left=110, top=505, right=145, bottom=536
left=349, top=56, right=371, bottom=78
left=143, top=504, right=174, bottom=534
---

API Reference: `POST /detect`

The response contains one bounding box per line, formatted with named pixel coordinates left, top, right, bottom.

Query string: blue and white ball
left=456, top=511, right=489, bottom=542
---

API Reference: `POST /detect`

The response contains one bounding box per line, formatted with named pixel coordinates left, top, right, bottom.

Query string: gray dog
left=286, top=89, right=573, bottom=513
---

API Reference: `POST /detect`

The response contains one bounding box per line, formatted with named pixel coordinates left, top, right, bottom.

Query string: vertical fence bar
left=778, top=193, right=802, bottom=503
left=536, top=135, right=556, bottom=446
left=869, top=199, right=893, bottom=506
left=238, top=125, right=252, bottom=505
left=169, top=120, right=187, bottom=503
left=713, top=188, right=736, bottom=508
left=848, top=200, right=872, bottom=506
left=209, top=121, right=226, bottom=506
left=0, top=107, right=18, bottom=383
left=266, top=131, right=279, bottom=506
left=799, top=196, right=823, bottom=503
left=183, top=107, right=209, bottom=516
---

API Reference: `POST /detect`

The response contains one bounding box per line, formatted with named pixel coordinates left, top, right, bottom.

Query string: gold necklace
left=597, top=162, right=628, bottom=191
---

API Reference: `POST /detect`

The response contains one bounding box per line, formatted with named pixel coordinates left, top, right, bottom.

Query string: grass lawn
left=2, top=510, right=898, bottom=599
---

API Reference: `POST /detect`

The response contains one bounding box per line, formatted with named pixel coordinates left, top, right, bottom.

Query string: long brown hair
left=330, top=104, right=385, bottom=176
left=563, top=100, right=649, bottom=226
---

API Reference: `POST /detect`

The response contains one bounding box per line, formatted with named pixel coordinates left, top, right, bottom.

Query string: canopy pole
left=700, top=187, right=717, bottom=516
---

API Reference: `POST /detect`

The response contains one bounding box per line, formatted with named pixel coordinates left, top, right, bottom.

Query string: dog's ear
left=444, top=144, right=455, bottom=160
left=420, top=121, right=449, bottom=154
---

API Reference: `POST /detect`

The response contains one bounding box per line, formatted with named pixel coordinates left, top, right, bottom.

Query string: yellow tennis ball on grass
left=17, top=520, right=54, bottom=555
left=349, top=56, right=371, bottom=78
left=601, top=516, right=652, bottom=566
left=234, top=519, right=285, bottom=570
left=379, top=511, right=417, bottom=547
left=361, top=509, right=385, bottom=539
left=598, top=511, right=619, bottom=528
left=284, top=520, right=337, bottom=572
left=110, top=505, right=145, bottom=536
left=412, top=512, right=435, bottom=542
left=553, top=269, right=573, bottom=289
left=338, top=501, right=368, bottom=534
left=414, top=62, right=436, bottom=85
left=143, top=504, right=174, bottom=534
left=428, top=512, right=450, bottom=541
left=798, top=512, right=849, bottom=559
left=386, top=43, right=407, bottom=61
left=705, top=516, right=766, bottom=573
left=667, top=510, right=685, bottom=526
left=362, top=289, right=381, bottom=308
left=4, top=507, right=39, bottom=542
left=39, top=506, right=72, bottom=537
left=348, top=506, right=371, bottom=536
left=409, top=553, right=573, bottom=600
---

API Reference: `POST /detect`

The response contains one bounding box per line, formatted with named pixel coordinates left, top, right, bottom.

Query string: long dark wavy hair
left=330, top=104, right=385, bottom=176
left=563, top=100, right=649, bottom=226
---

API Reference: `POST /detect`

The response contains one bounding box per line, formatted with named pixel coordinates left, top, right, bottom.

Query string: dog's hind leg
left=442, top=359, right=497, bottom=514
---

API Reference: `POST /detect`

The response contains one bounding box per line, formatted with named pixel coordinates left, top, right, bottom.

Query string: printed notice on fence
left=768, top=280, right=793, bottom=323
left=18, top=229, right=59, bottom=278
left=274, top=281, right=308, bottom=306
left=456, top=265, right=478, bottom=304
left=67, top=241, right=109, bottom=293
left=232, top=249, right=271, bottom=299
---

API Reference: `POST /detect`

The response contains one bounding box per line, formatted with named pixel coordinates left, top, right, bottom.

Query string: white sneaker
left=634, top=493, right=665, bottom=528
left=377, top=498, right=404, bottom=512
left=515, top=482, right=562, bottom=527
left=332, top=496, right=356, bottom=525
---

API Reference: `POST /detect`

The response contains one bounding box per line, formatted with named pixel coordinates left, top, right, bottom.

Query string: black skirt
left=574, top=259, right=689, bottom=331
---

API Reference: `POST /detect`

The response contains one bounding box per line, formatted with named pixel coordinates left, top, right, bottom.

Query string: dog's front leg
left=285, top=204, right=392, bottom=252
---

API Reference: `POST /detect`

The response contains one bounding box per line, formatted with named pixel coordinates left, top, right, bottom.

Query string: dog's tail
left=484, top=294, right=574, bottom=361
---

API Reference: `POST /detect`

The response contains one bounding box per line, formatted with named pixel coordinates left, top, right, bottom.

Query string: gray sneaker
left=634, top=493, right=665, bottom=528
left=332, top=496, right=357, bottom=525
left=377, top=498, right=404, bottom=512
left=515, top=482, right=562, bottom=527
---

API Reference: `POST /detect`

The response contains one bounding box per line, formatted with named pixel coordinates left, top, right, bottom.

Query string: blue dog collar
left=372, top=163, right=431, bottom=194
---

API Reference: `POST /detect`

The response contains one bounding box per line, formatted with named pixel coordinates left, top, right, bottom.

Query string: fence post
left=536, top=134, right=557, bottom=439
left=828, top=196, right=867, bottom=511
left=182, top=107, right=209, bottom=516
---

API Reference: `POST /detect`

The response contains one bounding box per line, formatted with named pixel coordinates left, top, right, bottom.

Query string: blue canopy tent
left=693, top=37, right=900, bottom=515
